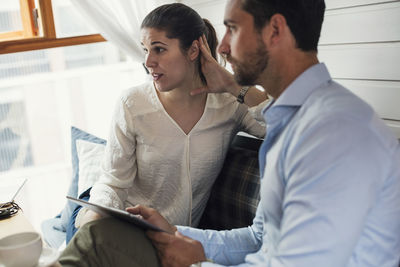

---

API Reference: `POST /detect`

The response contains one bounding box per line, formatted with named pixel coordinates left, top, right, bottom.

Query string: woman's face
left=141, top=28, right=194, bottom=92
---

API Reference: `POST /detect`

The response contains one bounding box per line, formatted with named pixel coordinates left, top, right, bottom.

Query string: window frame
left=0, top=0, right=105, bottom=55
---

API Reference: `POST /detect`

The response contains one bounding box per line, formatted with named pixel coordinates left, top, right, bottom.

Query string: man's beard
left=228, top=39, right=269, bottom=86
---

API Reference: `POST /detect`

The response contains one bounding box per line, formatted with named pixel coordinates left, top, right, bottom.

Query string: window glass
left=52, top=0, right=98, bottom=38
left=0, top=0, right=23, bottom=33
left=0, top=42, right=146, bottom=174
left=0, top=98, right=32, bottom=172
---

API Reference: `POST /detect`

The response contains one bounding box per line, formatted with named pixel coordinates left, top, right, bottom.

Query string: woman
left=69, top=3, right=266, bottom=241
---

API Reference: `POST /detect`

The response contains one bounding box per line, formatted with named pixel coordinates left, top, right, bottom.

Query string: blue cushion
left=41, top=127, right=106, bottom=248
left=41, top=126, right=106, bottom=248
left=59, top=126, right=107, bottom=231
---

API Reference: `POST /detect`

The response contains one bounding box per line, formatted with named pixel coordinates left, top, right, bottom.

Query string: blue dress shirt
left=178, top=63, right=400, bottom=266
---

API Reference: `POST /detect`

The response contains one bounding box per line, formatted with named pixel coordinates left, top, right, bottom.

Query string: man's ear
left=188, top=40, right=200, bottom=61
left=262, top=14, right=287, bottom=48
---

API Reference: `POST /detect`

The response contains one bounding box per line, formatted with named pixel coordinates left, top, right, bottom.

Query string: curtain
left=70, top=0, right=165, bottom=61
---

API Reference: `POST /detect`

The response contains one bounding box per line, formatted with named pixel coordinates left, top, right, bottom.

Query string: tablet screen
left=66, top=196, right=167, bottom=233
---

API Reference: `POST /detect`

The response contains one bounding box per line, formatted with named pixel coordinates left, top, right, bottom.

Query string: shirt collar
left=262, top=63, right=331, bottom=116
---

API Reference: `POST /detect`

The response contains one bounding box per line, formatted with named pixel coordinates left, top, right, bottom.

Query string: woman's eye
left=155, top=47, right=166, bottom=53
left=143, top=47, right=166, bottom=55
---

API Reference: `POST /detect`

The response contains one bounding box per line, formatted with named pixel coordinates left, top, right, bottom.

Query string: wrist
left=230, top=83, right=242, bottom=97
left=237, top=86, right=250, bottom=104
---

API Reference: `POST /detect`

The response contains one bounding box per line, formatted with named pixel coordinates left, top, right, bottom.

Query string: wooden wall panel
left=321, top=2, right=400, bottom=44
left=325, top=0, right=395, bottom=10
left=384, top=120, right=400, bottom=138
left=337, top=79, right=400, bottom=120
left=318, top=43, right=400, bottom=81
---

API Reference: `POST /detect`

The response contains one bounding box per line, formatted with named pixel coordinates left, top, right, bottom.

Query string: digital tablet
left=66, top=196, right=167, bottom=233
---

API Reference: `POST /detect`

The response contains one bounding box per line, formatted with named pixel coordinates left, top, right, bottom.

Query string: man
left=59, top=0, right=400, bottom=266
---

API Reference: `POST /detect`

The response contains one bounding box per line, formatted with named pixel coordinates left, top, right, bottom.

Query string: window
left=0, top=0, right=148, bottom=231
left=0, top=42, right=146, bottom=172
left=0, top=0, right=37, bottom=41
left=0, top=0, right=106, bottom=54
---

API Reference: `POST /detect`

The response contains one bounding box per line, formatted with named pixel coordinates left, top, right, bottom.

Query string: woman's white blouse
left=89, top=82, right=266, bottom=226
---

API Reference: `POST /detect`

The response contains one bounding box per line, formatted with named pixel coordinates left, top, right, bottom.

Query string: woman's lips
left=152, top=73, right=163, bottom=81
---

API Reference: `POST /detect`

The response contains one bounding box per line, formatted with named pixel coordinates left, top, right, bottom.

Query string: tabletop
left=0, top=211, right=61, bottom=267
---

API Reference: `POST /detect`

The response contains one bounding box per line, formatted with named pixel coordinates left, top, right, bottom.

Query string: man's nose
left=217, top=33, right=230, bottom=57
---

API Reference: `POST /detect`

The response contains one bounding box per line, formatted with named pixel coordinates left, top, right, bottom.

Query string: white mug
left=0, top=232, right=42, bottom=267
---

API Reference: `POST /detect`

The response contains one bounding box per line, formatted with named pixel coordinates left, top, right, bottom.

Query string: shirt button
left=262, top=246, right=268, bottom=253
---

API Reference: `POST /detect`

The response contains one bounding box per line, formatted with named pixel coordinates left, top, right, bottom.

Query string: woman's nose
left=145, top=53, right=157, bottom=69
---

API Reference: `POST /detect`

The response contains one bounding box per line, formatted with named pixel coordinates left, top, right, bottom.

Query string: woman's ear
left=188, top=40, right=200, bottom=61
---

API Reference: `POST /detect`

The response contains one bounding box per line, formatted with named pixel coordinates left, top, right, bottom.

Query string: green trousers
left=59, top=218, right=161, bottom=267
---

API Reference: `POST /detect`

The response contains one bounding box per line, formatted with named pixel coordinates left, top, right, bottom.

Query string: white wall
left=320, top=1, right=400, bottom=137
left=183, top=0, right=400, bottom=138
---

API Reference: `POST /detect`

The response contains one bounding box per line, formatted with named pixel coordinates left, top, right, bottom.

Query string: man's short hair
left=240, top=0, right=325, bottom=51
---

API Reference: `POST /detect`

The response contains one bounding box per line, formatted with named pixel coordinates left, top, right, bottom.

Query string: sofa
left=41, top=127, right=262, bottom=248
left=197, top=134, right=261, bottom=230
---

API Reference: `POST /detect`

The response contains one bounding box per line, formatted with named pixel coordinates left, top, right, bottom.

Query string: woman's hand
left=126, top=205, right=177, bottom=234
left=191, top=34, right=240, bottom=97
left=195, top=35, right=269, bottom=107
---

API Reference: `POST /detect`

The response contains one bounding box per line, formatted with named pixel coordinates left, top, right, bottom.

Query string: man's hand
left=147, top=230, right=207, bottom=267
left=126, top=205, right=177, bottom=234
left=191, top=34, right=240, bottom=97
left=127, top=205, right=207, bottom=266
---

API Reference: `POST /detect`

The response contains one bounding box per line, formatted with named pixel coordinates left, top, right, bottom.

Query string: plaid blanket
left=198, top=135, right=262, bottom=230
